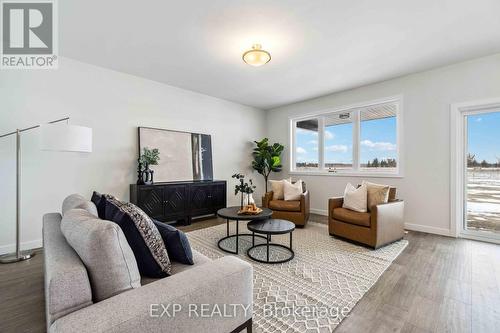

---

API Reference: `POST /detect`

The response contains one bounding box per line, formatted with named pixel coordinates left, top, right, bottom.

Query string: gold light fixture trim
left=242, top=44, right=271, bottom=67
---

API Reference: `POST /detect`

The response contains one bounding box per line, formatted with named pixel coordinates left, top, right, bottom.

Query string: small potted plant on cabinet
left=139, top=147, right=160, bottom=184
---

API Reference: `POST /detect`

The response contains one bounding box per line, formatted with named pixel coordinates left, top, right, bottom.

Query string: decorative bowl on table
left=238, top=204, right=263, bottom=215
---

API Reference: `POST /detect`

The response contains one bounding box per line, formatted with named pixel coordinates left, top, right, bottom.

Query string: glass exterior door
left=465, top=110, right=500, bottom=236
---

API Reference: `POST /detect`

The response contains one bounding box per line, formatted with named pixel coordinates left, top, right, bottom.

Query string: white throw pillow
left=283, top=179, right=303, bottom=201
left=342, top=183, right=368, bottom=212
left=269, top=178, right=291, bottom=200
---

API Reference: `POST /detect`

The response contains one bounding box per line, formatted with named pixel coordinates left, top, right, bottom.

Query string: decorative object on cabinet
left=138, top=127, right=213, bottom=182
left=136, top=158, right=145, bottom=185
left=139, top=147, right=160, bottom=184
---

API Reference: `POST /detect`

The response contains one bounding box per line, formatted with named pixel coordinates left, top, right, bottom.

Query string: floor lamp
left=0, top=117, right=92, bottom=263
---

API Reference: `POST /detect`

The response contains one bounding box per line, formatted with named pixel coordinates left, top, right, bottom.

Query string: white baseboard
left=0, top=239, right=42, bottom=255
left=0, top=223, right=451, bottom=255
left=459, top=233, right=500, bottom=245
left=310, top=208, right=328, bottom=216
left=310, top=208, right=454, bottom=238
left=404, top=223, right=453, bottom=237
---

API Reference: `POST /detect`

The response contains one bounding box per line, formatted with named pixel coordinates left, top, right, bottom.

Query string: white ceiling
left=60, top=0, right=500, bottom=109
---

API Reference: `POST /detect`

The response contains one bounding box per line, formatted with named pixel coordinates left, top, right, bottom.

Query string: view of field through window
left=324, top=112, right=353, bottom=169
left=360, top=109, right=397, bottom=171
left=295, top=119, right=319, bottom=170
left=294, top=102, right=398, bottom=172
left=466, top=111, right=500, bottom=233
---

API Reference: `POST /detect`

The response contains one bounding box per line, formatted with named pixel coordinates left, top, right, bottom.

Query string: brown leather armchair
left=262, top=184, right=310, bottom=227
left=328, top=187, right=404, bottom=249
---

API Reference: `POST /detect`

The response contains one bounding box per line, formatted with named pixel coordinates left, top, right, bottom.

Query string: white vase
left=243, top=193, right=255, bottom=205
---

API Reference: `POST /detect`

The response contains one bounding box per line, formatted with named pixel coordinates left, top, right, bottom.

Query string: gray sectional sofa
left=43, top=194, right=253, bottom=333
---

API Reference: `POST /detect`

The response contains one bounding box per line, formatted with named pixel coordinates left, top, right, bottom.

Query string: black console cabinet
left=130, top=180, right=226, bottom=224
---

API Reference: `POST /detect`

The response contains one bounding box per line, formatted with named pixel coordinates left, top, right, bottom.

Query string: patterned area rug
left=187, top=221, right=408, bottom=333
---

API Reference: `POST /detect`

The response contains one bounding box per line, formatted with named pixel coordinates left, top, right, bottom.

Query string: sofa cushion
left=362, top=181, right=390, bottom=211
left=269, top=178, right=291, bottom=200
left=101, top=193, right=121, bottom=218
left=283, top=179, right=303, bottom=201
left=90, top=191, right=106, bottom=219
left=140, top=250, right=210, bottom=285
left=332, top=207, right=371, bottom=227
left=105, top=196, right=172, bottom=278
left=342, top=183, right=368, bottom=212
left=269, top=200, right=301, bottom=212
left=43, top=212, right=93, bottom=326
left=153, top=220, right=194, bottom=265
left=62, top=194, right=97, bottom=217
left=60, top=209, right=141, bottom=302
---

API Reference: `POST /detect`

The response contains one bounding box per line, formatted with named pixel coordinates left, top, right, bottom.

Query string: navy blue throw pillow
left=103, top=195, right=121, bottom=221
left=104, top=196, right=172, bottom=278
left=153, top=220, right=194, bottom=265
left=91, top=191, right=106, bottom=219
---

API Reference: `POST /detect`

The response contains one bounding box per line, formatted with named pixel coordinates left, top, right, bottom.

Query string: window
left=294, top=119, right=319, bottom=170
left=360, top=104, right=397, bottom=171
left=291, top=97, right=401, bottom=175
left=324, top=112, right=353, bottom=170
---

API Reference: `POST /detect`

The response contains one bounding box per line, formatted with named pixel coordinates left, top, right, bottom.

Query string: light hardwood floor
left=0, top=214, right=499, bottom=333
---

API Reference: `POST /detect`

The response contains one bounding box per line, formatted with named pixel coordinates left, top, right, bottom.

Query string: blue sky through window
left=324, top=123, right=353, bottom=165
left=360, top=117, right=397, bottom=166
left=467, top=111, right=500, bottom=163
left=295, top=128, right=318, bottom=163
left=295, top=116, right=397, bottom=166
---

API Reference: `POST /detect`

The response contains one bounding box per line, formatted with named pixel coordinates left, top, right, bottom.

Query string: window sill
left=289, top=170, right=403, bottom=178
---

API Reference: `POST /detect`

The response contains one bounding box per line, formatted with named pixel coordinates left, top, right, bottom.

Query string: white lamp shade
left=40, top=124, right=92, bottom=152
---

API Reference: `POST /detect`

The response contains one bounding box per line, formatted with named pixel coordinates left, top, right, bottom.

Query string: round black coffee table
left=246, top=219, right=295, bottom=264
left=217, top=207, right=272, bottom=254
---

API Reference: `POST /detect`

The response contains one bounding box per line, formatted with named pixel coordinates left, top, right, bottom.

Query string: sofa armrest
left=328, top=197, right=344, bottom=216
left=50, top=256, right=253, bottom=333
left=262, top=191, right=274, bottom=208
left=371, top=200, right=405, bottom=248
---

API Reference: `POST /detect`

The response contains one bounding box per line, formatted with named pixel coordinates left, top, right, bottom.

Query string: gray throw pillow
left=62, top=194, right=98, bottom=217
left=61, top=208, right=141, bottom=302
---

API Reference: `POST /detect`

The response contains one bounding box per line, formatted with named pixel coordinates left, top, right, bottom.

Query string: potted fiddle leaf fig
left=252, top=138, right=284, bottom=192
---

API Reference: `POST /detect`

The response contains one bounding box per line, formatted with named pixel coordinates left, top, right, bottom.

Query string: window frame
left=289, top=96, right=403, bottom=178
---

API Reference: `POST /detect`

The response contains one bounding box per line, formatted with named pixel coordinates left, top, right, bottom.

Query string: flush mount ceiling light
left=242, top=44, right=271, bottom=67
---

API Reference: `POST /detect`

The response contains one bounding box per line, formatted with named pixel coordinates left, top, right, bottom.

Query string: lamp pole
left=16, top=129, right=24, bottom=260
left=0, top=117, right=70, bottom=263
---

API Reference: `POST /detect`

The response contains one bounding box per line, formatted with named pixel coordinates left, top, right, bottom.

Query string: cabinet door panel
left=138, top=186, right=164, bottom=220
left=164, top=185, right=187, bottom=219
left=189, top=184, right=212, bottom=215
left=211, top=184, right=226, bottom=208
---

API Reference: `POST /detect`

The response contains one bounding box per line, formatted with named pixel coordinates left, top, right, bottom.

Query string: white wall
left=2, top=53, right=500, bottom=253
left=0, top=57, right=266, bottom=253
left=266, top=53, right=500, bottom=236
